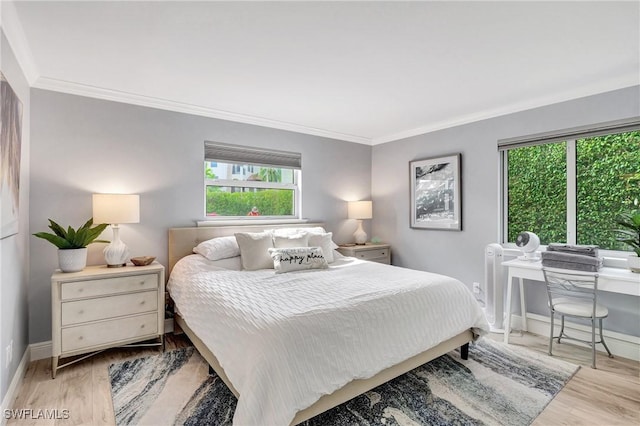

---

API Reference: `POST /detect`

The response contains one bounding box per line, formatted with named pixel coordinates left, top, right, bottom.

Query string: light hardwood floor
left=6, top=332, right=639, bottom=425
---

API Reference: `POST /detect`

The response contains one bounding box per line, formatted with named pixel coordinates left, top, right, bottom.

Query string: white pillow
left=308, top=232, right=335, bottom=263
left=270, top=227, right=307, bottom=237
left=268, top=247, right=329, bottom=274
left=299, top=227, right=339, bottom=250
left=235, top=232, right=275, bottom=270
left=193, top=236, right=240, bottom=261
left=274, top=233, right=310, bottom=248
left=272, top=227, right=339, bottom=250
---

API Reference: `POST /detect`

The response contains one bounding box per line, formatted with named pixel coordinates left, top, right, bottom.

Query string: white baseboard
left=510, top=313, right=640, bottom=362
left=29, top=341, right=52, bottom=362
left=1, top=346, right=31, bottom=426
left=164, top=318, right=174, bottom=334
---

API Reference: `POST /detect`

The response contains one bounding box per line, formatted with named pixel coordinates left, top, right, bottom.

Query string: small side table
left=51, top=262, right=165, bottom=378
left=337, top=243, right=391, bottom=264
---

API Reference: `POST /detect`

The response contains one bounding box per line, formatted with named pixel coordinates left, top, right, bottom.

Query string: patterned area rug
left=109, top=338, right=578, bottom=425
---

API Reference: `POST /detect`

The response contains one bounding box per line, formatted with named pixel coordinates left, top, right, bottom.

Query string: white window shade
left=205, top=141, right=301, bottom=169
left=497, top=117, right=640, bottom=151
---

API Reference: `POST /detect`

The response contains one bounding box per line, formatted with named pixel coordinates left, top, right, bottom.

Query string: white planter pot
left=58, top=248, right=87, bottom=273
left=628, top=254, right=640, bottom=273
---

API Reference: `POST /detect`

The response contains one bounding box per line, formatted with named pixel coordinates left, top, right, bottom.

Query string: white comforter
left=168, top=255, right=489, bottom=426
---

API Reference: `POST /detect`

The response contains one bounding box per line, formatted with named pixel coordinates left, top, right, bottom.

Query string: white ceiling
left=6, top=1, right=639, bottom=145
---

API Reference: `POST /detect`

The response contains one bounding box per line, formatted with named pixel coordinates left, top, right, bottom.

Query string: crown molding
left=32, top=77, right=373, bottom=145
left=372, top=74, right=640, bottom=145
left=1, top=1, right=39, bottom=85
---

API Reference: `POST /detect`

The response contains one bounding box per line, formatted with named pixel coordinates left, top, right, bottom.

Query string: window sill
left=500, top=243, right=634, bottom=268
left=196, top=218, right=309, bottom=227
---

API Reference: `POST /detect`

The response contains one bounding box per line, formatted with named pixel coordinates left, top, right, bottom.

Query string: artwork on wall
left=410, top=153, right=462, bottom=231
left=1, top=72, right=24, bottom=239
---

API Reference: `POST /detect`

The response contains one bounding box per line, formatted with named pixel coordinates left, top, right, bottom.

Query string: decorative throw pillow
left=308, top=232, right=335, bottom=263
left=268, top=247, right=329, bottom=274
left=193, top=236, right=240, bottom=261
left=235, top=232, right=275, bottom=270
left=299, top=227, right=340, bottom=250
left=273, top=233, right=310, bottom=248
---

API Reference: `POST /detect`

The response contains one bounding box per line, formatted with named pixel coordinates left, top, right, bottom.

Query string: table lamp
left=348, top=200, right=372, bottom=245
left=92, top=193, right=140, bottom=267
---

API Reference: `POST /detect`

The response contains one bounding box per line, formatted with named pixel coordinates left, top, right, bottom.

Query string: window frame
left=202, top=141, right=303, bottom=221
left=203, top=168, right=301, bottom=220
left=500, top=119, right=640, bottom=259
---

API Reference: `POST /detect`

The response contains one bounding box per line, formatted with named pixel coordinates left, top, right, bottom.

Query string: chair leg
left=599, top=318, right=613, bottom=358
left=591, top=318, right=596, bottom=369
left=548, top=312, right=554, bottom=356
left=558, top=315, right=565, bottom=344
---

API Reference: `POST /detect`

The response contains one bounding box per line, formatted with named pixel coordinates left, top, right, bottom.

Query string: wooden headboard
left=168, top=222, right=326, bottom=274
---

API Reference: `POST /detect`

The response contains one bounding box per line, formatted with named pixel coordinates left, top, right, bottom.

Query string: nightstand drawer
left=61, top=312, right=158, bottom=353
left=355, top=248, right=389, bottom=260
left=61, top=290, right=158, bottom=326
left=61, top=273, right=158, bottom=300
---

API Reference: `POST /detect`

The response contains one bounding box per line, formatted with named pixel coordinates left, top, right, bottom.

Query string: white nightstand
left=51, top=262, right=165, bottom=378
left=337, top=243, right=391, bottom=265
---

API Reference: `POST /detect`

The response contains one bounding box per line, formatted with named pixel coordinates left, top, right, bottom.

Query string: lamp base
left=353, top=220, right=367, bottom=245
left=104, top=225, right=130, bottom=267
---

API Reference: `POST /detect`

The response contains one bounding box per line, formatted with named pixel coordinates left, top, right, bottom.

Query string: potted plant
left=34, top=218, right=109, bottom=272
left=614, top=209, right=640, bottom=273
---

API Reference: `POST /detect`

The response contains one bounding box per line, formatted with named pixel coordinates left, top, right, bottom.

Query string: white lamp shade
left=93, top=194, right=140, bottom=224
left=348, top=201, right=373, bottom=220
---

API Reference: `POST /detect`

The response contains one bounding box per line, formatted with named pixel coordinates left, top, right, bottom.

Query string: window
left=501, top=120, right=639, bottom=252
left=204, top=142, right=301, bottom=218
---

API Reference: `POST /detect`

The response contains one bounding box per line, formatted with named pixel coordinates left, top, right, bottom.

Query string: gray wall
left=371, top=86, right=640, bottom=336
left=0, top=30, right=30, bottom=400
left=29, top=89, right=372, bottom=343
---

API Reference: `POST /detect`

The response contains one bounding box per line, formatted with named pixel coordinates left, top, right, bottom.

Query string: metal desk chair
left=542, top=267, right=613, bottom=368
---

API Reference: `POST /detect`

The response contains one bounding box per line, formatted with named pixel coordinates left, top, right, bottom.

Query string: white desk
left=502, top=258, right=640, bottom=343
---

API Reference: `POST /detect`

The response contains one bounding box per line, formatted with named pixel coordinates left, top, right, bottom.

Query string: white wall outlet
left=5, top=342, right=11, bottom=368
left=472, top=282, right=481, bottom=294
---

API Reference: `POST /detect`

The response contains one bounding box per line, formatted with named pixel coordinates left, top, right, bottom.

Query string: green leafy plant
left=613, top=209, right=640, bottom=256
left=33, top=218, right=109, bottom=249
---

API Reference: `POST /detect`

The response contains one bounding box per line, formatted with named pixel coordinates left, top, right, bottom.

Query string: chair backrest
left=542, top=267, right=599, bottom=315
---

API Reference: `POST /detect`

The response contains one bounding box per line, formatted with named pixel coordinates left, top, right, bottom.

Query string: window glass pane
left=206, top=186, right=294, bottom=217
left=204, top=162, right=294, bottom=184
left=576, top=131, right=640, bottom=249
left=507, top=143, right=567, bottom=244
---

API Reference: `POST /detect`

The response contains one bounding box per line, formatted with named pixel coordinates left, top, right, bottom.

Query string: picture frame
left=1, top=72, right=23, bottom=239
left=410, top=153, right=462, bottom=231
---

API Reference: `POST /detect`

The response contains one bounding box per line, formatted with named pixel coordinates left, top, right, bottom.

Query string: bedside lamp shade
left=348, top=201, right=372, bottom=244
left=348, top=201, right=373, bottom=220
left=93, top=194, right=140, bottom=224
left=93, top=194, right=140, bottom=267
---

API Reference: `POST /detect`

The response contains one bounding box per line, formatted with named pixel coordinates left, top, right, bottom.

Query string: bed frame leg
left=460, top=343, right=469, bottom=360
left=209, top=364, right=214, bottom=375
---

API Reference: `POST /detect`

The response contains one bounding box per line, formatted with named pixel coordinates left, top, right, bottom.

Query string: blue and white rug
left=109, top=338, right=578, bottom=425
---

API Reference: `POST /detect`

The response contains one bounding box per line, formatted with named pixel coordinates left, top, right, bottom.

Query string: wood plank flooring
left=6, top=332, right=639, bottom=425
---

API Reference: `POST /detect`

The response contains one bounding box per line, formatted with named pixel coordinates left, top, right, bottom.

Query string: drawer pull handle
left=78, top=336, right=83, bottom=340
left=139, top=281, right=145, bottom=285
left=78, top=310, right=84, bottom=315
left=140, top=324, right=145, bottom=329
left=140, top=301, right=146, bottom=305
left=78, top=288, right=84, bottom=293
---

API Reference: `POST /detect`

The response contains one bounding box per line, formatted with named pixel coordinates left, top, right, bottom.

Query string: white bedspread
left=168, top=255, right=489, bottom=425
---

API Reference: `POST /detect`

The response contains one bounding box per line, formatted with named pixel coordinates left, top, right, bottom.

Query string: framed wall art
left=1, top=71, right=24, bottom=239
left=410, top=153, right=462, bottom=231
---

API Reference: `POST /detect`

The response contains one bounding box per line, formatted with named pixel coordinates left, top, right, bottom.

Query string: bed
left=167, top=223, right=489, bottom=425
